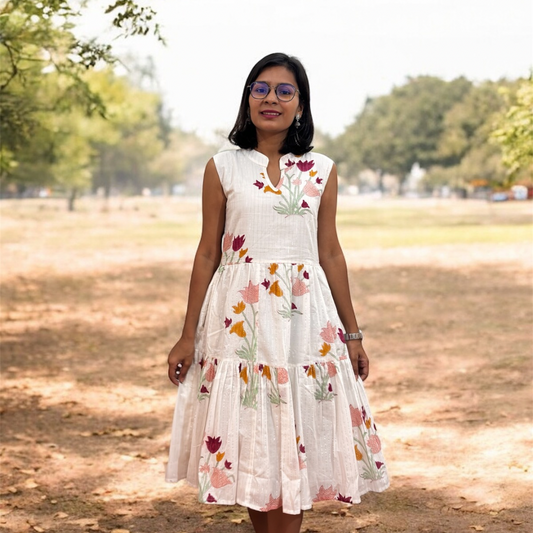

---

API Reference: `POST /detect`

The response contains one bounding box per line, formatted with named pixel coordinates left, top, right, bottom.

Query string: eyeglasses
left=249, top=81, right=299, bottom=102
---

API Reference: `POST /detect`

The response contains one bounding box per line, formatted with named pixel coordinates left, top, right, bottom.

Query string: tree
left=336, top=76, right=472, bottom=185
left=491, top=77, right=533, bottom=183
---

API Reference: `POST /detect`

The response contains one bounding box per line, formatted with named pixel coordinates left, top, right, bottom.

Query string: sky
left=78, top=0, right=533, bottom=140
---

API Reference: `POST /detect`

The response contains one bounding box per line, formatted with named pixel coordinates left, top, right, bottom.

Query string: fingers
left=358, top=356, right=369, bottom=381
left=168, top=360, right=192, bottom=387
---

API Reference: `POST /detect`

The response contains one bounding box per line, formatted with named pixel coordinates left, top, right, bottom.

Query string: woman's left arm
left=317, top=163, right=369, bottom=381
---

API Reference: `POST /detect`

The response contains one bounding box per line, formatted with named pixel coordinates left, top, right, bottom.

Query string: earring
left=295, top=114, right=301, bottom=128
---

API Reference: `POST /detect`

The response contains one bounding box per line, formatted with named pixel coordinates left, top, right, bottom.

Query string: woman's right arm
left=167, top=158, right=226, bottom=386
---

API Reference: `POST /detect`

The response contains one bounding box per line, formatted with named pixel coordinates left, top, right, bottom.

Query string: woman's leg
left=266, top=508, right=304, bottom=533
left=248, top=508, right=268, bottom=533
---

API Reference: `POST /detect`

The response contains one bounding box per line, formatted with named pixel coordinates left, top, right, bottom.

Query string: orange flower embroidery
left=309, top=170, right=317, bottom=177
left=262, top=365, right=272, bottom=380
left=264, top=185, right=282, bottom=195
left=307, top=365, right=316, bottom=378
left=269, top=263, right=278, bottom=275
left=269, top=280, right=283, bottom=297
left=230, top=321, right=246, bottom=337
left=354, top=445, right=363, bottom=461
left=240, top=366, right=248, bottom=384
left=239, top=248, right=248, bottom=258
left=216, top=451, right=225, bottom=462
left=319, top=343, right=331, bottom=357
left=365, top=418, right=372, bottom=429
left=232, top=301, right=245, bottom=314
left=297, top=264, right=304, bottom=272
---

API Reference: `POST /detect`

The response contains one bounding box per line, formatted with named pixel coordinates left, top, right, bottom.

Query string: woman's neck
left=255, top=130, right=287, bottom=159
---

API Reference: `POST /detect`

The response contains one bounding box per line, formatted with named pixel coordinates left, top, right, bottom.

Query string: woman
left=166, top=52, right=389, bottom=533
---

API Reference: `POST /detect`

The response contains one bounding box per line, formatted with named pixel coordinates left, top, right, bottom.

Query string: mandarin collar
left=245, top=149, right=295, bottom=170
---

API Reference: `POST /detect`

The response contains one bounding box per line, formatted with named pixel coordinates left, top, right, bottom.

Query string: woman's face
left=248, top=66, right=303, bottom=137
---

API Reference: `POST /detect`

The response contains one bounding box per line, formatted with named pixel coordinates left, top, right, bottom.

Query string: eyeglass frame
left=248, top=81, right=300, bottom=102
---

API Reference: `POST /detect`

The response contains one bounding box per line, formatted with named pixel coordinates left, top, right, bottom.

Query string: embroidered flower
left=232, top=235, right=245, bottom=251
left=291, top=303, right=297, bottom=310
left=224, top=317, right=232, bottom=328
left=210, top=467, right=232, bottom=488
left=320, top=321, right=337, bottom=343
left=337, top=494, right=352, bottom=503
left=260, top=494, right=282, bottom=512
left=262, top=365, right=272, bottom=380
left=269, top=280, right=283, bottom=297
left=205, top=436, right=222, bottom=454
left=299, top=455, right=306, bottom=469
left=230, top=320, right=246, bottom=338
left=285, top=159, right=295, bottom=168
left=302, top=200, right=309, bottom=208
left=313, top=485, right=337, bottom=502
left=365, top=418, right=372, bottom=429
left=316, top=177, right=323, bottom=184
left=225, top=460, right=232, bottom=470
left=205, top=363, right=216, bottom=382
left=245, top=256, right=253, bottom=263
left=319, top=343, right=331, bottom=357
left=303, top=180, right=320, bottom=197
left=264, top=185, right=282, bottom=195
left=239, top=248, right=248, bottom=258
left=254, top=180, right=264, bottom=189
left=293, top=178, right=302, bottom=186
left=277, top=368, right=289, bottom=384
left=376, top=461, right=384, bottom=469
left=367, top=434, right=382, bottom=454
left=292, top=278, right=309, bottom=296
left=222, top=233, right=233, bottom=252
left=199, top=463, right=210, bottom=473
left=299, top=443, right=305, bottom=453
left=206, top=493, right=217, bottom=503
left=239, top=280, right=260, bottom=304
left=337, top=328, right=346, bottom=343
left=296, top=160, right=315, bottom=172
left=216, top=451, right=225, bottom=462
left=239, top=366, right=248, bottom=384
left=350, top=405, right=363, bottom=427
left=328, top=383, right=333, bottom=392
left=326, top=361, right=337, bottom=377
left=261, top=279, right=271, bottom=290
left=354, top=444, right=363, bottom=460
left=309, top=170, right=317, bottom=177
left=269, top=263, right=278, bottom=275
left=303, top=270, right=309, bottom=280
left=233, top=301, right=246, bottom=314
left=307, top=365, right=316, bottom=378
left=200, top=385, right=209, bottom=394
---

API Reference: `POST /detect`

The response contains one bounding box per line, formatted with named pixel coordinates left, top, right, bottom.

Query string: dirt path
left=1, top=205, right=531, bottom=533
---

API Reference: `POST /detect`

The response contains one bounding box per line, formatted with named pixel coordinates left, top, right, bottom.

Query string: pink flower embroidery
left=224, top=317, right=232, bottom=328
left=326, top=361, right=337, bottom=377
left=302, top=200, right=310, bottom=208
left=232, top=235, right=245, bottom=251
left=296, top=160, right=314, bottom=172
left=239, top=280, right=260, bottom=304
left=292, top=278, right=309, bottom=296
left=199, top=463, right=210, bottom=473
left=260, top=494, right=282, bottom=512
left=367, top=434, right=382, bottom=454
left=222, top=233, right=233, bottom=252
left=210, top=467, right=232, bottom=488
left=313, top=485, right=337, bottom=502
left=205, top=436, right=222, bottom=454
left=277, top=368, right=289, bottom=384
left=293, top=178, right=302, bottom=186
left=298, top=455, right=307, bottom=469
left=254, top=180, right=264, bottom=189
left=320, top=321, right=337, bottom=343
left=205, top=363, right=216, bottom=382
left=350, top=405, right=363, bottom=427
left=206, top=493, right=217, bottom=503
left=303, top=180, right=320, bottom=197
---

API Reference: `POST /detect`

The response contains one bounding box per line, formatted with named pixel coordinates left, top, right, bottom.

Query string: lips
left=260, top=110, right=281, bottom=117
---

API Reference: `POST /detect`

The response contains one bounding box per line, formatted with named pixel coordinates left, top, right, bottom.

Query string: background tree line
left=1, top=1, right=531, bottom=209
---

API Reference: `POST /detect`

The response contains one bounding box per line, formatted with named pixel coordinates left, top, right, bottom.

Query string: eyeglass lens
left=250, top=82, right=297, bottom=102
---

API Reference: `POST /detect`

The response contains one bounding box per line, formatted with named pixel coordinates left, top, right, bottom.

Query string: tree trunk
left=68, top=188, right=78, bottom=212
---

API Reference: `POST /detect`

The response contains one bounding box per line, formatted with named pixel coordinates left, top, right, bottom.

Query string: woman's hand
left=347, top=340, right=369, bottom=381
left=167, top=337, right=195, bottom=386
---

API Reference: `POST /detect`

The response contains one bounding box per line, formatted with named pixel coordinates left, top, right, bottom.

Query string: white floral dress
left=166, top=149, right=389, bottom=514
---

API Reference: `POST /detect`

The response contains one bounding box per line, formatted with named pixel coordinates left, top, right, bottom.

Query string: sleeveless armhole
left=213, top=150, right=234, bottom=197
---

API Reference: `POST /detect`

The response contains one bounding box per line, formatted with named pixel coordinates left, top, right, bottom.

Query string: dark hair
left=228, top=53, right=314, bottom=155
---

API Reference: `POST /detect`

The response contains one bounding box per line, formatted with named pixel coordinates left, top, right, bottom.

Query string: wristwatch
left=344, top=330, right=363, bottom=341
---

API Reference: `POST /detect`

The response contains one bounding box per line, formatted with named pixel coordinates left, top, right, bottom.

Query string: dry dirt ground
left=1, top=199, right=532, bottom=533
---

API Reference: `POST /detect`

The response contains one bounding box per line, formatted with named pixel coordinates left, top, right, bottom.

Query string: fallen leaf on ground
left=470, top=526, right=484, bottom=531
left=54, top=512, right=68, bottom=519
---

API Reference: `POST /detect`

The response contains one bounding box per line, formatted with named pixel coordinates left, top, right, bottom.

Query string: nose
left=263, top=86, right=279, bottom=104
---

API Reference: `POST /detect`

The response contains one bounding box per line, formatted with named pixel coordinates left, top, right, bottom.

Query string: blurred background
left=1, top=2, right=532, bottom=533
